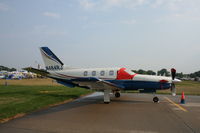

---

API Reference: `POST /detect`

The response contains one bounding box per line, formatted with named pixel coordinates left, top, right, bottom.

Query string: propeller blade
left=171, top=68, right=176, bottom=80
left=170, top=68, right=178, bottom=96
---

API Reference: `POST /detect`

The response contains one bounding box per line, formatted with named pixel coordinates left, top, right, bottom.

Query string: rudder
left=40, top=47, right=64, bottom=71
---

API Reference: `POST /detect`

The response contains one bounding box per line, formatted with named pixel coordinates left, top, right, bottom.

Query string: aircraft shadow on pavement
left=11, top=95, right=154, bottom=121
left=111, top=99, right=152, bottom=104
left=24, top=95, right=104, bottom=117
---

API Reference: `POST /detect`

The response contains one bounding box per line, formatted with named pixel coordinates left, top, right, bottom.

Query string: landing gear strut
left=115, top=92, right=120, bottom=98
left=104, top=89, right=111, bottom=104
left=153, top=97, right=159, bottom=103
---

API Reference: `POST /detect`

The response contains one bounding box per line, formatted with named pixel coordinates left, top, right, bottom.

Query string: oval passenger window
left=100, top=71, right=105, bottom=76
left=92, top=71, right=96, bottom=76
left=109, top=70, right=114, bottom=76
left=83, top=71, right=88, bottom=76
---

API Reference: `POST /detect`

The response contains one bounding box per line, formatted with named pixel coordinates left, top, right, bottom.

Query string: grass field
left=0, top=79, right=92, bottom=123
left=0, top=78, right=60, bottom=86
left=157, top=81, right=200, bottom=95
left=0, top=79, right=200, bottom=123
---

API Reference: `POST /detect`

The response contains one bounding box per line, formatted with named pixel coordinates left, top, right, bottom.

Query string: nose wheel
left=153, top=97, right=159, bottom=103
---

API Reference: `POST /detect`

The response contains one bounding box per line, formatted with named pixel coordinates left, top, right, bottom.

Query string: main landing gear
left=103, top=90, right=121, bottom=104
left=115, top=92, right=120, bottom=98
left=104, top=89, right=111, bottom=104
left=153, top=96, right=159, bottom=103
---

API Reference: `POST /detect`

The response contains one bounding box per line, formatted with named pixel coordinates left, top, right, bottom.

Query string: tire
left=115, top=92, right=120, bottom=98
left=153, top=97, right=159, bottom=103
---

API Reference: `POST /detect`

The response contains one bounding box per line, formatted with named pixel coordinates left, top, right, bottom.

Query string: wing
left=73, top=77, right=123, bottom=91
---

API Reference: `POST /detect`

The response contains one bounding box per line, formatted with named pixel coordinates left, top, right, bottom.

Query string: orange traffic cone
left=180, top=92, right=185, bottom=104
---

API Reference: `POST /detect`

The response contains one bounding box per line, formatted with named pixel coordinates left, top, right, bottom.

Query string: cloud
left=79, top=0, right=148, bottom=10
left=80, top=0, right=96, bottom=9
left=104, top=0, right=123, bottom=7
left=79, top=0, right=200, bottom=13
left=43, top=12, right=61, bottom=19
left=106, top=0, right=147, bottom=8
left=150, top=0, right=200, bottom=12
left=0, top=3, right=9, bottom=11
left=79, top=0, right=200, bottom=23
left=152, top=0, right=200, bottom=23
left=151, top=0, right=164, bottom=8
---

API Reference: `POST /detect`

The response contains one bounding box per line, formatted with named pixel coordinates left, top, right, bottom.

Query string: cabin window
left=109, top=70, right=114, bottom=76
left=92, top=71, right=96, bottom=76
left=83, top=71, right=88, bottom=76
left=100, top=71, right=105, bottom=76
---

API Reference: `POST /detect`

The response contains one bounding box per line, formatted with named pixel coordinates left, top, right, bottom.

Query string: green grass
left=158, top=81, right=200, bottom=95
left=0, top=85, right=92, bottom=122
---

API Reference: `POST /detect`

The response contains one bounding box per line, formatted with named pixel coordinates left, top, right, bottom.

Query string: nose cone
left=173, top=78, right=182, bottom=83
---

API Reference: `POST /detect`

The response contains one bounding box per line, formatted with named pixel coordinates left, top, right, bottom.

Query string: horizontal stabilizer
left=23, top=67, right=49, bottom=76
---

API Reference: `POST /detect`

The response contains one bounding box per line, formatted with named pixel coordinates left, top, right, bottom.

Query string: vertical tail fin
left=40, top=47, right=64, bottom=71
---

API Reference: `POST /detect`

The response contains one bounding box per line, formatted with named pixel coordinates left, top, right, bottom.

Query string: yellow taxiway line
left=164, top=97, right=188, bottom=112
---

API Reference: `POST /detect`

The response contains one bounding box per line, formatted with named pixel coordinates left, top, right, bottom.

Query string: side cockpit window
left=83, top=71, right=88, bottom=76
left=125, top=69, right=135, bottom=75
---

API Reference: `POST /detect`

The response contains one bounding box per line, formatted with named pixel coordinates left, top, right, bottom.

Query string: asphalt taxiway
left=0, top=93, right=200, bottom=133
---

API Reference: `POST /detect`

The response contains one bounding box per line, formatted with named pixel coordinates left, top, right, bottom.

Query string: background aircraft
left=25, top=47, right=181, bottom=103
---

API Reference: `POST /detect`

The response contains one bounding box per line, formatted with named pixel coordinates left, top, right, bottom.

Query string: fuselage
left=47, top=66, right=176, bottom=91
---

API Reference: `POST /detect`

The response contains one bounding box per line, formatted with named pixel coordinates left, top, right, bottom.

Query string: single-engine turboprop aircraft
left=25, top=47, right=181, bottom=103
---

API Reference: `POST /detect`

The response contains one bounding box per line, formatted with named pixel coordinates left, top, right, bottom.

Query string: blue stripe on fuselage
left=107, top=80, right=171, bottom=90
left=53, top=76, right=171, bottom=91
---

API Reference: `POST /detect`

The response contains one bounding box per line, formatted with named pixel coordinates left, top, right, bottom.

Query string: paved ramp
left=0, top=93, right=200, bottom=133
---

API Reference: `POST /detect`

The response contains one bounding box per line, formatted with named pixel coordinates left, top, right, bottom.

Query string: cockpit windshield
left=124, top=69, right=135, bottom=75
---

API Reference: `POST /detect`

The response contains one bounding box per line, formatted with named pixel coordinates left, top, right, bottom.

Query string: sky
left=0, top=0, right=200, bottom=74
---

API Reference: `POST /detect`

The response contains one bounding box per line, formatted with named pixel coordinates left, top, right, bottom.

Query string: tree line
left=0, top=65, right=16, bottom=72
left=132, top=68, right=200, bottom=78
left=132, top=68, right=171, bottom=76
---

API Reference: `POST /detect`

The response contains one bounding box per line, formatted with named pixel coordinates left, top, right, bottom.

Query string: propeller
left=171, top=68, right=176, bottom=80
left=171, top=68, right=176, bottom=96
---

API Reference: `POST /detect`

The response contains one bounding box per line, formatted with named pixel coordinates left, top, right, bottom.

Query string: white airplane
left=25, top=47, right=181, bottom=103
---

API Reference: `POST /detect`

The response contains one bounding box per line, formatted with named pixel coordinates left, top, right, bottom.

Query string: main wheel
left=153, top=97, right=159, bottom=103
left=115, top=92, right=120, bottom=98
